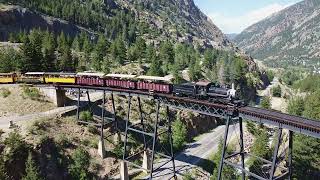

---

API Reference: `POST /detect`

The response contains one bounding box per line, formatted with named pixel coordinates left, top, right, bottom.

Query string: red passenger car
left=76, top=72, right=105, bottom=86
left=137, top=75, right=173, bottom=93
left=105, top=74, right=136, bottom=89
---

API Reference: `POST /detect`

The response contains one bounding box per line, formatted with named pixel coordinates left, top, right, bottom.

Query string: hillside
left=234, top=0, right=320, bottom=69
left=0, top=0, right=261, bottom=94
left=0, top=0, right=244, bottom=54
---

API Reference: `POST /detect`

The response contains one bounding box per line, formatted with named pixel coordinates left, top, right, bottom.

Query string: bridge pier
left=142, top=150, right=151, bottom=173
left=39, top=87, right=66, bottom=107
left=120, top=161, right=129, bottom=180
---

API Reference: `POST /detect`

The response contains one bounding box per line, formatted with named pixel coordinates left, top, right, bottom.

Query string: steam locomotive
left=0, top=72, right=242, bottom=106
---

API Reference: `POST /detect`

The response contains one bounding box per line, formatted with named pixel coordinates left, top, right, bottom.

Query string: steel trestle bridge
left=53, top=84, right=320, bottom=180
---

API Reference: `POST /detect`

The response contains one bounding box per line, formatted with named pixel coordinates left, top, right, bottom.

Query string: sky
left=193, top=0, right=302, bottom=34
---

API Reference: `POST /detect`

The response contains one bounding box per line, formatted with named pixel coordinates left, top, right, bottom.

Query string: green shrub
left=22, top=152, right=42, bottom=180
left=68, top=147, right=91, bottom=180
left=80, top=111, right=93, bottom=122
left=87, top=125, right=98, bottom=134
left=89, top=139, right=98, bottom=149
left=4, top=130, right=30, bottom=179
left=183, top=173, right=194, bottom=180
left=22, top=86, right=41, bottom=100
left=112, top=143, right=123, bottom=159
left=0, top=88, right=11, bottom=98
left=28, top=119, right=50, bottom=135
left=260, top=96, right=271, bottom=109
left=266, top=70, right=274, bottom=82
left=272, top=85, right=282, bottom=97
left=55, top=134, right=70, bottom=147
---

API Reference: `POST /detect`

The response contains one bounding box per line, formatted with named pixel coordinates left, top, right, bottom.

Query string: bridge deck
left=53, top=84, right=320, bottom=138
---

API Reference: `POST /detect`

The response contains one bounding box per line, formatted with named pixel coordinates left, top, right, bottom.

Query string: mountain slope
left=0, top=0, right=250, bottom=59
left=234, top=0, right=320, bottom=67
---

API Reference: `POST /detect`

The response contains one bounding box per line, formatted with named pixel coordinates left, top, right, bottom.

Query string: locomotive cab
left=195, top=81, right=212, bottom=98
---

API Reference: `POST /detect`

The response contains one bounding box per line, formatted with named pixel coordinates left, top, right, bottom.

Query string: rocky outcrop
left=0, top=5, right=93, bottom=41
left=234, top=0, right=320, bottom=65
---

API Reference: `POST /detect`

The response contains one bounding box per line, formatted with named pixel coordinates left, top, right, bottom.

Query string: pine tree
left=145, top=44, right=155, bottom=63
left=0, top=155, right=8, bottom=180
left=82, top=36, right=92, bottom=65
left=28, top=29, right=43, bottom=71
left=69, top=147, right=90, bottom=180
left=22, top=153, right=42, bottom=180
left=211, top=139, right=238, bottom=180
left=159, top=41, right=174, bottom=74
left=148, top=52, right=163, bottom=76
left=172, top=113, right=187, bottom=151
left=20, top=36, right=34, bottom=72
left=72, top=35, right=80, bottom=52
left=127, top=45, right=138, bottom=62
left=92, top=33, right=107, bottom=71
left=58, top=44, right=73, bottom=71
left=115, top=37, right=127, bottom=65
left=42, top=31, right=56, bottom=71
left=135, top=37, right=146, bottom=61
left=57, top=32, right=67, bottom=53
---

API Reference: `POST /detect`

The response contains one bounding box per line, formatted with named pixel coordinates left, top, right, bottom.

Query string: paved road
left=151, top=123, right=240, bottom=179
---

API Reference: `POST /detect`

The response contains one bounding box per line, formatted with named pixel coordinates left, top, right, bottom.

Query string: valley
left=0, top=0, right=319, bottom=179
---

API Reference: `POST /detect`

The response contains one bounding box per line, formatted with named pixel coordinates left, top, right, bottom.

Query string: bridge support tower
left=121, top=96, right=176, bottom=179
left=217, top=117, right=293, bottom=180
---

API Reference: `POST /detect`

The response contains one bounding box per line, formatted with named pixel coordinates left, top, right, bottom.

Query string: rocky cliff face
left=234, top=0, right=320, bottom=66
left=117, top=0, right=238, bottom=50
left=0, top=5, right=93, bottom=41
left=116, top=0, right=253, bottom=65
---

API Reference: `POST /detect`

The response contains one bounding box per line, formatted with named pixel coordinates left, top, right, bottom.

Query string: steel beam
left=167, top=107, right=176, bottom=179
left=122, top=96, right=132, bottom=160
left=138, top=97, right=147, bottom=150
left=270, top=128, right=283, bottom=180
left=224, top=160, right=268, bottom=180
left=76, top=88, right=81, bottom=122
left=101, top=90, right=106, bottom=138
left=150, top=100, right=160, bottom=179
left=111, top=93, right=117, bottom=129
left=288, top=131, right=293, bottom=180
left=217, top=115, right=231, bottom=180
left=239, top=117, right=245, bottom=180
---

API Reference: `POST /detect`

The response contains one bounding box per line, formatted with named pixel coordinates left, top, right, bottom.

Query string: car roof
left=76, top=72, right=105, bottom=77
left=45, top=72, right=76, bottom=76
left=196, top=81, right=212, bottom=87
left=25, top=72, right=45, bottom=75
left=0, top=73, right=15, bottom=76
left=137, top=75, right=173, bottom=82
left=106, top=74, right=137, bottom=79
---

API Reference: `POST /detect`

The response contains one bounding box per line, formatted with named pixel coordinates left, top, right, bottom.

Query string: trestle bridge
left=50, top=85, right=320, bottom=180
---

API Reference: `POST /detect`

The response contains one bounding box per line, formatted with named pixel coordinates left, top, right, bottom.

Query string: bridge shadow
left=151, top=153, right=213, bottom=179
